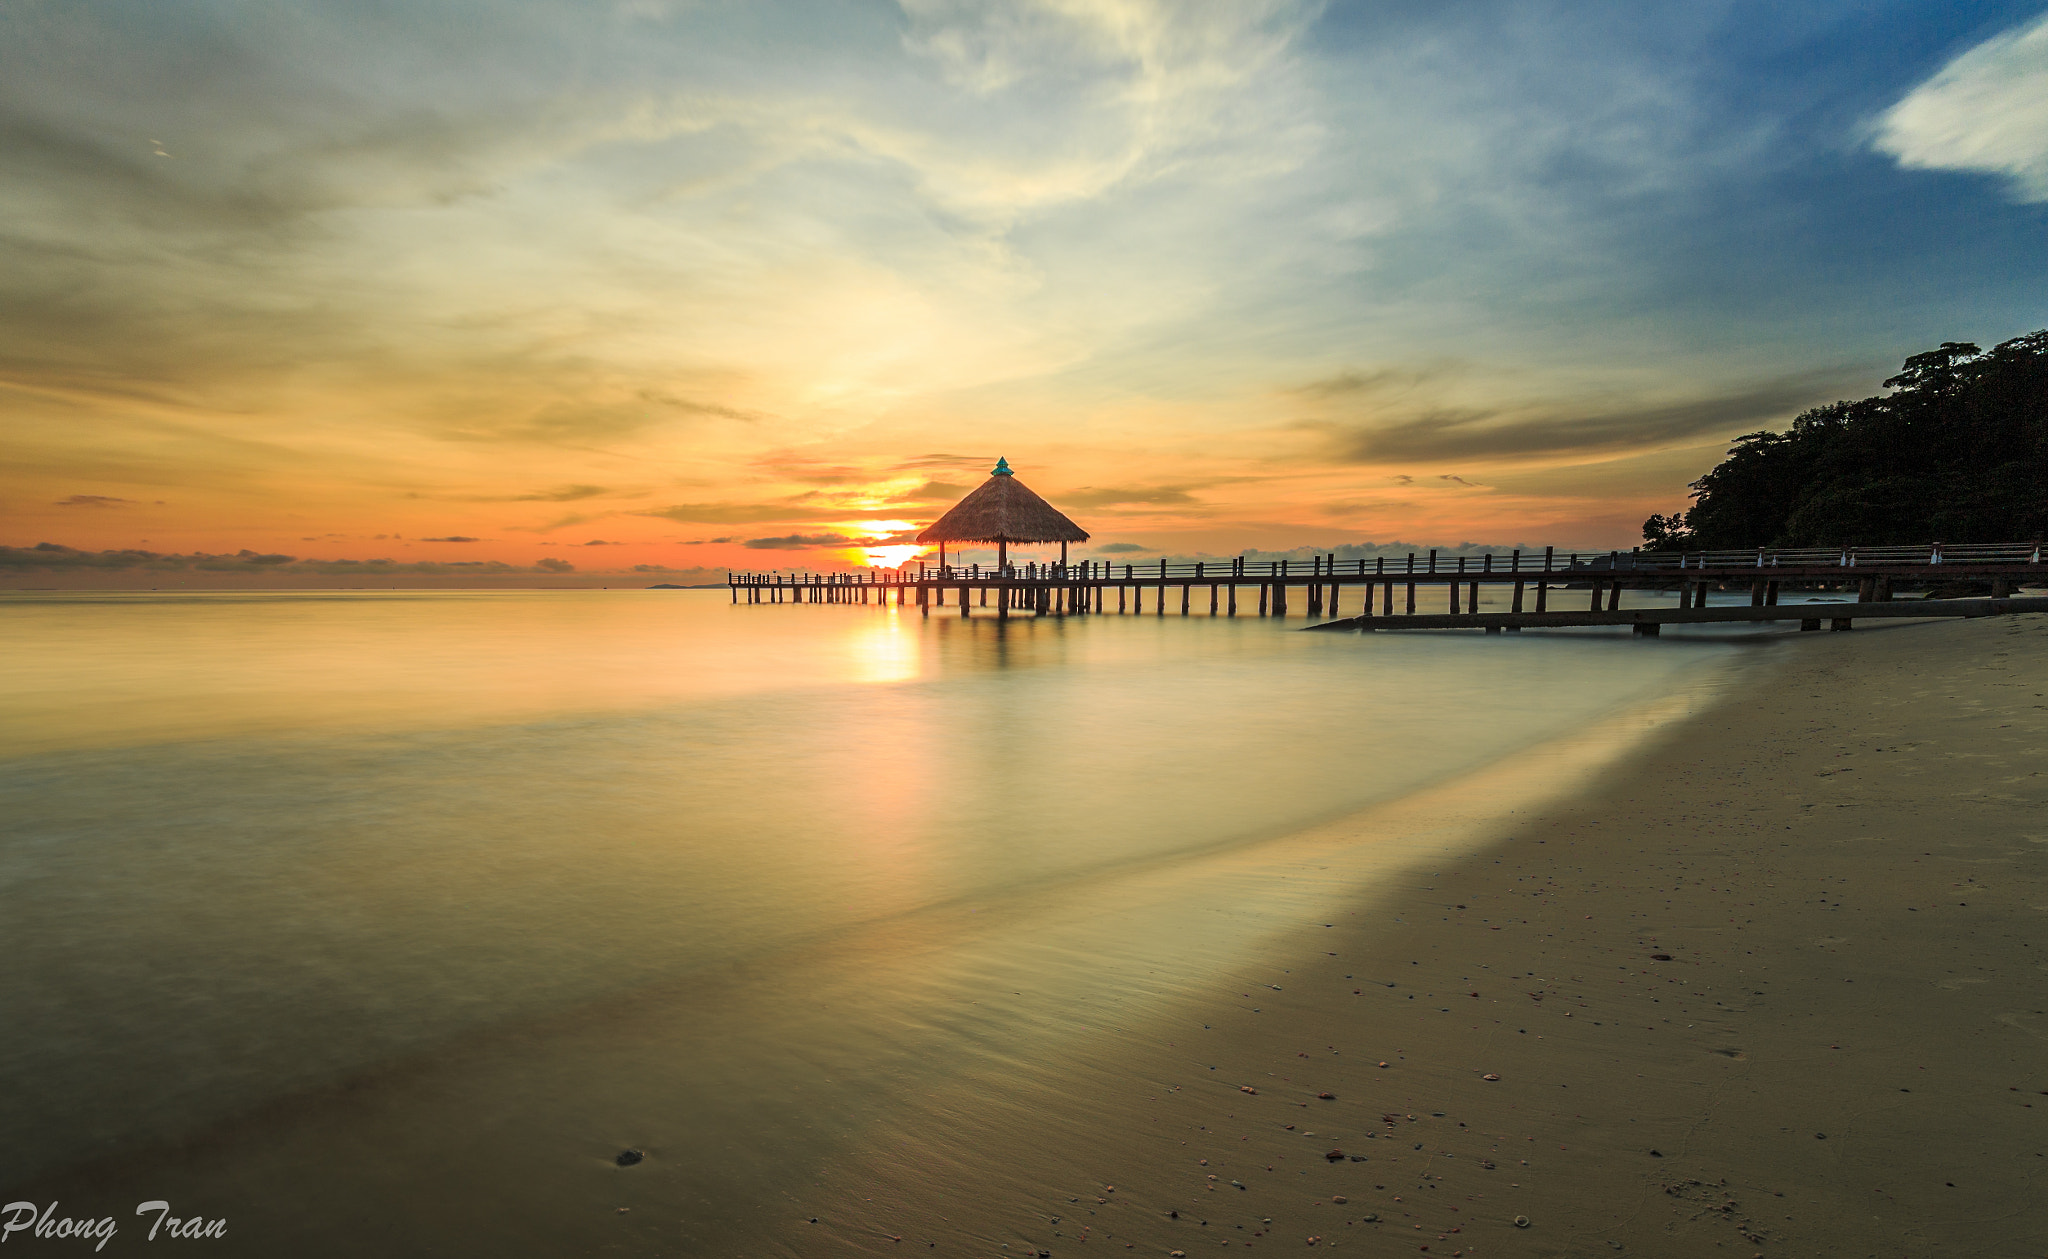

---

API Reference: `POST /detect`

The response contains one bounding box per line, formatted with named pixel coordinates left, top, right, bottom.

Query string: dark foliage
left=1644, top=332, right=2048, bottom=548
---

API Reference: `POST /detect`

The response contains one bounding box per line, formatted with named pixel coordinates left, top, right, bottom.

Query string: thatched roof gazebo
left=917, top=457, right=1089, bottom=571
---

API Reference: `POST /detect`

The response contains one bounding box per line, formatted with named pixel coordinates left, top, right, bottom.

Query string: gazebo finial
left=991, top=456, right=1013, bottom=477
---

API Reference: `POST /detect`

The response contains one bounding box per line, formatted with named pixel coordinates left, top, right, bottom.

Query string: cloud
left=640, top=501, right=845, bottom=524
left=909, top=480, right=967, bottom=499
left=1312, top=373, right=1855, bottom=463
left=0, top=544, right=571, bottom=575
left=890, top=454, right=994, bottom=471
left=508, top=485, right=609, bottom=502
left=1059, top=484, right=1200, bottom=508
left=580, top=539, right=621, bottom=545
left=1289, top=366, right=1444, bottom=400
left=1091, top=541, right=1153, bottom=553
left=740, top=532, right=859, bottom=549
left=54, top=494, right=135, bottom=507
left=751, top=453, right=867, bottom=484
left=1874, top=12, right=2048, bottom=202
left=421, top=535, right=480, bottom=542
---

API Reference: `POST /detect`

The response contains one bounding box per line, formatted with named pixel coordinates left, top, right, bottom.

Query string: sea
left=0, top=587, right=1764, bottom=1254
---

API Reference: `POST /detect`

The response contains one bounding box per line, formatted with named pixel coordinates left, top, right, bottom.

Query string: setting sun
left=853, top=545, right=926, bottom=569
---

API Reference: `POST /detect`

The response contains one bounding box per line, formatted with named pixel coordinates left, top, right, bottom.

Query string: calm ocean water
left=0, top=589, right=1752, bottom=1253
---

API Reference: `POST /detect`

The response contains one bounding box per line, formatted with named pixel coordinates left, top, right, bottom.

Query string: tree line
left=1643, top=331, right=2047, bottom=549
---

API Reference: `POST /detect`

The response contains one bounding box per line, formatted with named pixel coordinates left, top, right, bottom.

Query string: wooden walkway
left=728, top=541, right=2044, bottom=628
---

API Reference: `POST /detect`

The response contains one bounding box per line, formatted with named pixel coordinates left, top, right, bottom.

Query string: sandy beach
left=798, top=613, right=2047, bottom=1258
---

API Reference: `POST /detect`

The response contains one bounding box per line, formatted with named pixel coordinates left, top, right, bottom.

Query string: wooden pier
left=728, top=541, right=2044, bottom=630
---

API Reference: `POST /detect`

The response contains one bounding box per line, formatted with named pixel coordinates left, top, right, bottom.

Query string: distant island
left=1645, top=331, right=2046, bottom=549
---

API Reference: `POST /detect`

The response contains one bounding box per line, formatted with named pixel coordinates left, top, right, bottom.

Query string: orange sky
left=7, top=2, right=2044, bottom=579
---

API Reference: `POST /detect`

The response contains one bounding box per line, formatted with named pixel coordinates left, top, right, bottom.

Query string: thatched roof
left=916, top=458, right=1089, bottom=545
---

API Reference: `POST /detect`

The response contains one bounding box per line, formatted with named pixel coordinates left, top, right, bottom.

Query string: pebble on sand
left=1481, top=1073, right=1500, bottom=1081
left=1318, top=1092, right=1336, bottom=1099
left=1513, top=1216, right=1531, bottom=1229
left=614, top=1149, right=645, bottom=1167
left=1332, top=1196, right=1348, bottom=1205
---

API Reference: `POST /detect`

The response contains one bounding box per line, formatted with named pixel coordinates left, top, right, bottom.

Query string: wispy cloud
left=639, top=501, right=844, bottom=524
left=506, top=485, right=610, bottom=502
left=1060, top=484, right=1202, bottom=508
left=740, top=532, right=858, bottom=549
left=1303, top=372, right=1859, bottom=463
left=1875, top=11, right=2048, bottom=202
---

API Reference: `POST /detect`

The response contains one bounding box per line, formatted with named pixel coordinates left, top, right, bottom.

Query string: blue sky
left=4, top=0, right=2044, bottom=568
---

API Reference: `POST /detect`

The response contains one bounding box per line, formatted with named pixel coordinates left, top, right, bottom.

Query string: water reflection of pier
left=728, top=541, right=2045, bottom=633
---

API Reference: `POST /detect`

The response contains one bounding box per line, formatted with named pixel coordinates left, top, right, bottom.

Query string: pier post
left=1405, top=579, right=1416, bottom=615
left=1589, top=579, right=1602, bottom=611
left=1228, top=583, right=1237, bottom=616
left=1766, top=581, right=1780, bottom=605
left=1382, top=581, right=1393, bottom=617
left=961, top=585, right=970, bottom=617
left=1469, top=579, right=1480, bottom=614
left=1258, top=584, right=1268, bottom=616
left=1535, top=580, right=1547, bottom=613
left=1449, top=579, right=1460, bottom=615
left=1511, top=580, right=1525, bottom=613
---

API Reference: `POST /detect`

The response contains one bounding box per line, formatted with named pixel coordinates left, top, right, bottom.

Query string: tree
left=1643, top=332, right=2048, bottom=548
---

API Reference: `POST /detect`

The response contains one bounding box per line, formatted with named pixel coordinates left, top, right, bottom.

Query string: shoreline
left=792, top=614, right=2046, bottom=1257
left=8, top=615, right=2040, bottom=1256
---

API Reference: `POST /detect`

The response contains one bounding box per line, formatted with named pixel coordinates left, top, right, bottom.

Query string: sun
left=853, top=544, right=926, bottom=569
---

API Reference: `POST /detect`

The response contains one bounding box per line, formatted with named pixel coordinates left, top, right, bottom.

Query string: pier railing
left=730, top=540, right=2043, bottom=588
left=724, top=539, right=2045, bottom=627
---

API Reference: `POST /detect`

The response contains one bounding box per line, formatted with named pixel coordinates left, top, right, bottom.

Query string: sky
left=4, top=0, right=2046, bottom=577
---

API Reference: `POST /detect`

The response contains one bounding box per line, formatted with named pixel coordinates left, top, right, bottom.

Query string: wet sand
left=802, top=614, right=2048, bottom=1257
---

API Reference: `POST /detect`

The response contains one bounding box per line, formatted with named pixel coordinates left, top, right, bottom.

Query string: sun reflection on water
left=846, top=611, right=920, bottom=684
